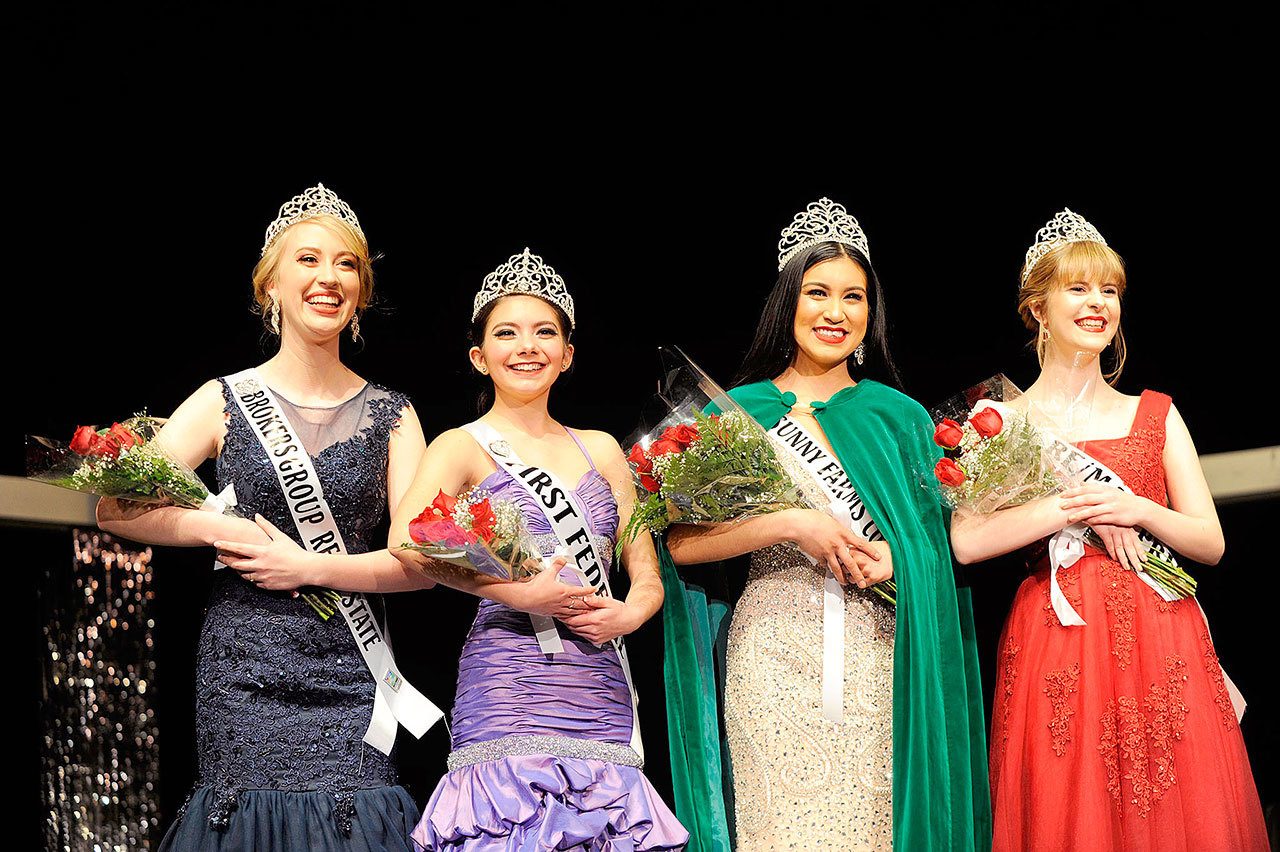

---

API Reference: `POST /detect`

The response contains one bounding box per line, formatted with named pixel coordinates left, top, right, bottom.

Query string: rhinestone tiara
left=1021, top=208, right=1108, bottom=285
left=261, top=183, right=366, bottom=256
left=473, top=248, right=576, bottom=329
left=777, top=197, right=871, bottom=271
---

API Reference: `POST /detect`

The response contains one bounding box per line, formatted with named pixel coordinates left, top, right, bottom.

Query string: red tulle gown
left=988, top=391, right=1268, bottom=852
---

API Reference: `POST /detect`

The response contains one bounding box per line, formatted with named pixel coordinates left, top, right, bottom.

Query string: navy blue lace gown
left=160, top=380, right=420, bottom=851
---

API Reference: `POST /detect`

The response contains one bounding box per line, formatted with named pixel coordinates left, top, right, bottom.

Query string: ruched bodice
left=450, top=463, right=629, bottom=750
left=413, top=428, right=687, bottom=851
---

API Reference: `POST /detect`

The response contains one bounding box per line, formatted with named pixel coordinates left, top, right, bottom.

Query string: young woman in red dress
left=950, top=210, right=1268, bottom=851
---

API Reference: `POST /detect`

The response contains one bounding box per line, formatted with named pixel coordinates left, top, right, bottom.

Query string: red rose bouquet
left=928, top=377, right=1068, bottom=515
left=621, top=347, right=895, bottom=604
left=27, top=416, right=351, bottom=620
left=928, top=375, right=1196, bottom=600
left=399, top=488, right=542, bottom=582
left=27, top=416, right=239, bottom=514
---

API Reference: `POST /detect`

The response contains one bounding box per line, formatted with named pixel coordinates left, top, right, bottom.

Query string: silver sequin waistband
left=533, top=533, right=615, bottom=564
left=447, top=734, right=643, bottom=771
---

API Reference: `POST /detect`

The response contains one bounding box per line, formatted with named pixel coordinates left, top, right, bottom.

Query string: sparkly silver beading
left=531, top=532, right=614, bottom=563
left=777, top=197, right=872, bottom=270
left=725, top=544, right=895, bottom=849
left=447, top=734, right=644, bottom=771
left=1021, top=207, right=1108, bottom=285
left=261, top=183, right=366, bottom=256
left=473, top=248, right=576, bottom=328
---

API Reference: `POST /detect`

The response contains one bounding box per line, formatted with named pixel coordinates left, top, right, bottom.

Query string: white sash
left=462, top=420, right=645, bottom=759
left=225, top=369, right=444, bottom=754
left=768, top=415, right=885, bottom=723
left=1043, top=433, right=1246, bottom=721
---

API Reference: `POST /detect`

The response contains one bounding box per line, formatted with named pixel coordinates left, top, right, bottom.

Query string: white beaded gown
left=723, top=543, right=895, bottom=850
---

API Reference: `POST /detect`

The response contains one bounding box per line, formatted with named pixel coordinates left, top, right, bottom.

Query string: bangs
left=1049, top=241, right=1126, bottom=293
left=307, top=213, right=370, bottom=262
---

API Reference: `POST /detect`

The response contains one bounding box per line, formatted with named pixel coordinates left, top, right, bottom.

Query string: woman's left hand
left=215, top=515, right=318, bottom=592
left=1089, top=522, right=1148, bottom=574
left=844, top=539, right=896, bottom=588
left=560, top=595, right=639, bottom=646
left=1060, top=484, right=1151, bottom=528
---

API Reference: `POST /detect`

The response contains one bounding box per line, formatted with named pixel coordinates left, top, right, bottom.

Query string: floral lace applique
left=1116, top=696, right=1154, bottom=817
left=1098, top=700, right=1121, bottom=807
left=1088, top=391, right=1171, bottom=504
left=1101, top=406, right=1169, bottom=507
left=1096, top=655, right=1189, bottom=818
left=1146, top=655, right=1188, bottom=802
left=992, top=636, right=1022, bottom=783
left=1099, top=559, right=1136, bottom=670
left=1202, top=632, right=1237, bottom=729
left=1044, top=663, right=1081, bottom=756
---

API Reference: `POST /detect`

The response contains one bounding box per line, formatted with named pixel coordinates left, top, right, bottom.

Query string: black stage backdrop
left=10, top=26, right=1278, bottom=844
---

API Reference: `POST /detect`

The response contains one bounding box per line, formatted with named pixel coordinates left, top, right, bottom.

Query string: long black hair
left=469, top=295, right=575, bottom=414
left=732, top=241, right=902, bottom=389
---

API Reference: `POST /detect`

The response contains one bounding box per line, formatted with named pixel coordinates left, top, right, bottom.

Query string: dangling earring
left=350, top=312, right=360, bottom=342
left=269, top=294, right=281, bottom=335
left=854, top=343, right=865, bottom=366
left=1041, top=324, right=1051, bottom=342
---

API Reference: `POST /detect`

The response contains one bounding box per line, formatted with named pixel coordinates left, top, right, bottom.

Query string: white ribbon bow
left=1047, top=523, right=1089, bottom=626
left=1048, top=523, right=1180, bottom=627
left=202, top=484, right=239, bottom=571
left=200, top=483, right=237, bottom=515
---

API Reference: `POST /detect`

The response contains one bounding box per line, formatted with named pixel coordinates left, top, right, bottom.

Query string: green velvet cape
left=660, top=379, right=991, bottom=850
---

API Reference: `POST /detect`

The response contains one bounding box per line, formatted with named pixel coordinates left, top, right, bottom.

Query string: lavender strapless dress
left=412, top=444, right=688, bottom=851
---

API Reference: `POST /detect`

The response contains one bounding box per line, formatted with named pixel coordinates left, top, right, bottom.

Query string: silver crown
left=1021, top=208, right=1108, bottom=285
left=473, top=248, right=576, bottom=328
left=261, top=183, right=366, bottom=256
left=777, top=197, right=871, bottom=270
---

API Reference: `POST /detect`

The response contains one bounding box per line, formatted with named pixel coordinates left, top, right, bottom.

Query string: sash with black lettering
left=462, top=420, right=645, bottom=759
left=1043, top=432, right=1246, bottom=719
left=225, top=369, right=444, bottom=754
left=769, top=414, right=886, bottom=722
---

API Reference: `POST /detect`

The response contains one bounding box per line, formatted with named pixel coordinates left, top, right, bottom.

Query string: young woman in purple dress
left=389, top=249, right=687, bottom=851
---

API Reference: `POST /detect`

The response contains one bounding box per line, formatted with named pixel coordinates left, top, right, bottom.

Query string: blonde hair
left=1017, top=240, right=1128, bottom=384
left=251, top=214, right=374, bottom=331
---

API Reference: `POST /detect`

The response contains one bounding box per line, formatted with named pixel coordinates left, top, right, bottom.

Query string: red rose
left=90, top=431, right=123, bottom=459
left=469, top=499, right=497, bottom=541
left=640, top=473, right=660, bottom=493
left=670, top=423, right=699, bottom=446
left=649, top=439, right=681, bottom=457
left=408, top=505, right=440, bottom=544
left=410, top=509, right=477, bottom=547
left=431, top=490, right=458, bottom=518
left=70, top=425, right=98, bottom=455
left=626, top=442, right=653, bottom=474
left=424, top=518, right=477, bottom=547
left=935, top=457, right=966, bottom=487
left=933, top=418, right=964, bottom=449
left=968, top=406, right=1003, bottom=439
left=109, top=422, right=143, bottom=449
